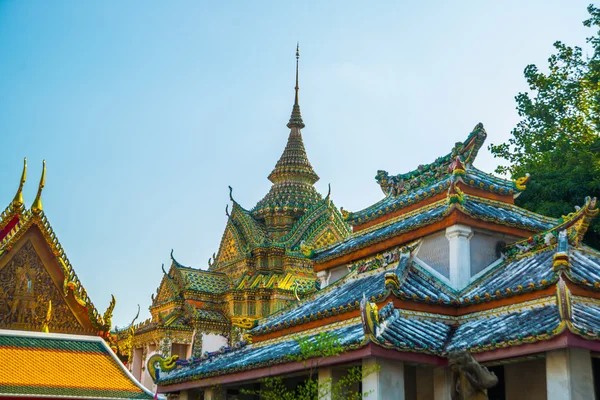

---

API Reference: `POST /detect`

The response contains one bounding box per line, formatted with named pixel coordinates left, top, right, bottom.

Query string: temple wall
left=202, top=333, right=228, bottom=353
left=141, top=345, right=158, bottom=391
left=505, top=359, right=546, bottom=400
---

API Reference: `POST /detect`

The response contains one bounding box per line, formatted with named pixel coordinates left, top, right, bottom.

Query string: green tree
left=489, top=4, right=600, bottom=248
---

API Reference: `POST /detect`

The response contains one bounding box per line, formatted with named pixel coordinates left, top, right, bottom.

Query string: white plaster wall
left=131, top=347, right=143, bottom=381
left=505, top=359, right=546, bottom=400
left=328, top=264, right=350, bottom=285
left=141, top=348, right=158, bottom=392
left=201, top=333, right=228, bottom=353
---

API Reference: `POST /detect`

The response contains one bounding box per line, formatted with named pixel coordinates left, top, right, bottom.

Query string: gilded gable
left=0, top=240, right=83, bottom=333
left=216, top=224, right=244, bottom=266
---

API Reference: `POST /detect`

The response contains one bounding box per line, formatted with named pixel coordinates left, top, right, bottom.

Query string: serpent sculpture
left=448, top=351, right=498, bottom=400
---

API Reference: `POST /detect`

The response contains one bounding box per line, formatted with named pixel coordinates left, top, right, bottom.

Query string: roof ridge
left=375, top=123, right=487, bottom=197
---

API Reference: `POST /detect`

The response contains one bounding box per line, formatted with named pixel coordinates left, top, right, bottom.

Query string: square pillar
left=546, top=348, right=595, bottom=400
left=433, top=367, right=453, bottom=400
left=319, top=367, right=333, bottom=400
left=317, top=271, right=329, bottom=288
left=362, top=357, right=405, bottom=400
left=203, top=387, right=224, bottom=400
left=446, top=225, right=472, bottom=289
left=179, top=390, right=189, bottom=400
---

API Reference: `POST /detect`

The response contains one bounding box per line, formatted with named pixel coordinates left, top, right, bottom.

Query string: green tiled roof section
left=196, top=309, right=228, bottom=322
left=3, top=385, right=152, bottom=399
left=0, top=336, right=106, bottom=353
left=178, top=267, right=229, bottom=293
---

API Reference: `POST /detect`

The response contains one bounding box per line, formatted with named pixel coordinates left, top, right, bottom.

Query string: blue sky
left=0, top=0, right=593, bottom=326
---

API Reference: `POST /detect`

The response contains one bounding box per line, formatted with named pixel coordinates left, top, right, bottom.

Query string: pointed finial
left=295, top=42, right=300, bottom=106
left=225, top=204, right=230, bottom=217
left=287, top=43, right=305, bottom=129
left=229, top=185, right=234, bottom=202
left=12, top=158, right=27, bottom=207
left=170, top=249, right=174, bottom=260
left=31, top=160, right=46, bottom=214
left=162, top=263, right=172, bottom=279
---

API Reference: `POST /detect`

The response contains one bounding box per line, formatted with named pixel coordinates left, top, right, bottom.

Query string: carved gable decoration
left=154, top=275, right=181, bottom=305
left=216, top=223, right=245, bottom=266
left=0, top=240, right=83, bottom=333
left=283, top=202, right=351, bottom=251
left=310, top=228, right=340, bottom=250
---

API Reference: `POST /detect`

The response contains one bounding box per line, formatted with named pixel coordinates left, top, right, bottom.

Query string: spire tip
left=31, top=160, right=46, bottom=215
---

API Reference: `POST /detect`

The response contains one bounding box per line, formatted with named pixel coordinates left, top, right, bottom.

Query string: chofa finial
left=31, top=160, right=46, bottom=214
left=12, top=158, right=27, bottom=207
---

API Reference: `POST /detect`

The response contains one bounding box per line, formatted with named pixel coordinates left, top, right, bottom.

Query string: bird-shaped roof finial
left=12, top=158, right=27, bottom=207
left=31, top=160, right=46, bottom=214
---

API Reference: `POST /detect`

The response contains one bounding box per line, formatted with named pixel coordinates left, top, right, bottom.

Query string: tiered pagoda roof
left=129, top=49, right=352, bottom=363
left=0, top=330, right=153, bottom=399
left=210, top=46, right=351, bottom=272
left=252, top=45, right=321, bottom=221
left=149, top=124, right=600, bottom=392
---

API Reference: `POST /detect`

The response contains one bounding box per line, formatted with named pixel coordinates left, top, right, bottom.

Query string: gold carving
left=0, top=241, right=84, bottom=333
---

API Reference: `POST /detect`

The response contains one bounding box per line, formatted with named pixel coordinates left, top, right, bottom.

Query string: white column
left=546, top=348, right=595, bottom=400
left=446, top=224, right=472, bottom=289
left=204, top=387, right=224, bottom=400
left=317, top=271, right=329, bottom=288
left=433, top=367, right=453, bottom=400
left=319, top=367, right=333, bottom=400
left=362, top=357, right=405, bottom=400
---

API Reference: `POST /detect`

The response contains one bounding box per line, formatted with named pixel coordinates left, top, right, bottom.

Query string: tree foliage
left=489, top=4, right=600, bottom=248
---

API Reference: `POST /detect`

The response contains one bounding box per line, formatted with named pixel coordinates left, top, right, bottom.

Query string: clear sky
left=0, top=0, right=594, bottom=327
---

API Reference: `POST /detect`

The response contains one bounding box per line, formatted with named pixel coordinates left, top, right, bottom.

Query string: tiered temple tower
left=125, top=47, right=351, bottom=390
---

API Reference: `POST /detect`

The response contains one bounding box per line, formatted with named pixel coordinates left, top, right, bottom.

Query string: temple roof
left=155, top=321, right=365, bottom=385
left=0, top=161, right=112, bottom=336
left=0, top=330, right=153, bottom=399
left=151, top=196, right=600, bottom=387
left=314, top=193, right=557, bottom=264
left=343, top=124, right=530, bottom=226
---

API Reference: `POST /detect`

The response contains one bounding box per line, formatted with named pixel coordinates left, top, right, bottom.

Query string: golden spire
left=31, top=160, right=46, bottom=215
left=12, top=158, right=27, bottom=207
left=287, top=43, right=305, bottom=129
left=294, top=42, right=300, bottom=107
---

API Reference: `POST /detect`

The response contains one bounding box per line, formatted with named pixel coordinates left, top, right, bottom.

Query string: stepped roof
left=343, top=124, right=530, bottom=227
left=313, top=192, right=556, bottom=264
left=0, top=330, right=153, bottom=399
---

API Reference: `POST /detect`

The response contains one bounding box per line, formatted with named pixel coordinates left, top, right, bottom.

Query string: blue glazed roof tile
left=568, top=248, right=600, bottom=286
left=446, top=303, right=561, bottom=352
left=572, top=300, right=600, bottom=334
left=460, top=250, right=557, bottom=302
left=398, top=264, right=456, bottom=303
left=375, top=303, right=451, bottom=354
left=458, top=196, right=556, bottom=232
left=316, top=196, right=557, bottom=265
left=314, top=202, right=450, bottom=262
left=251, top=261, right=407, bottom=335
left=157, top=322, right=365, bottom=385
